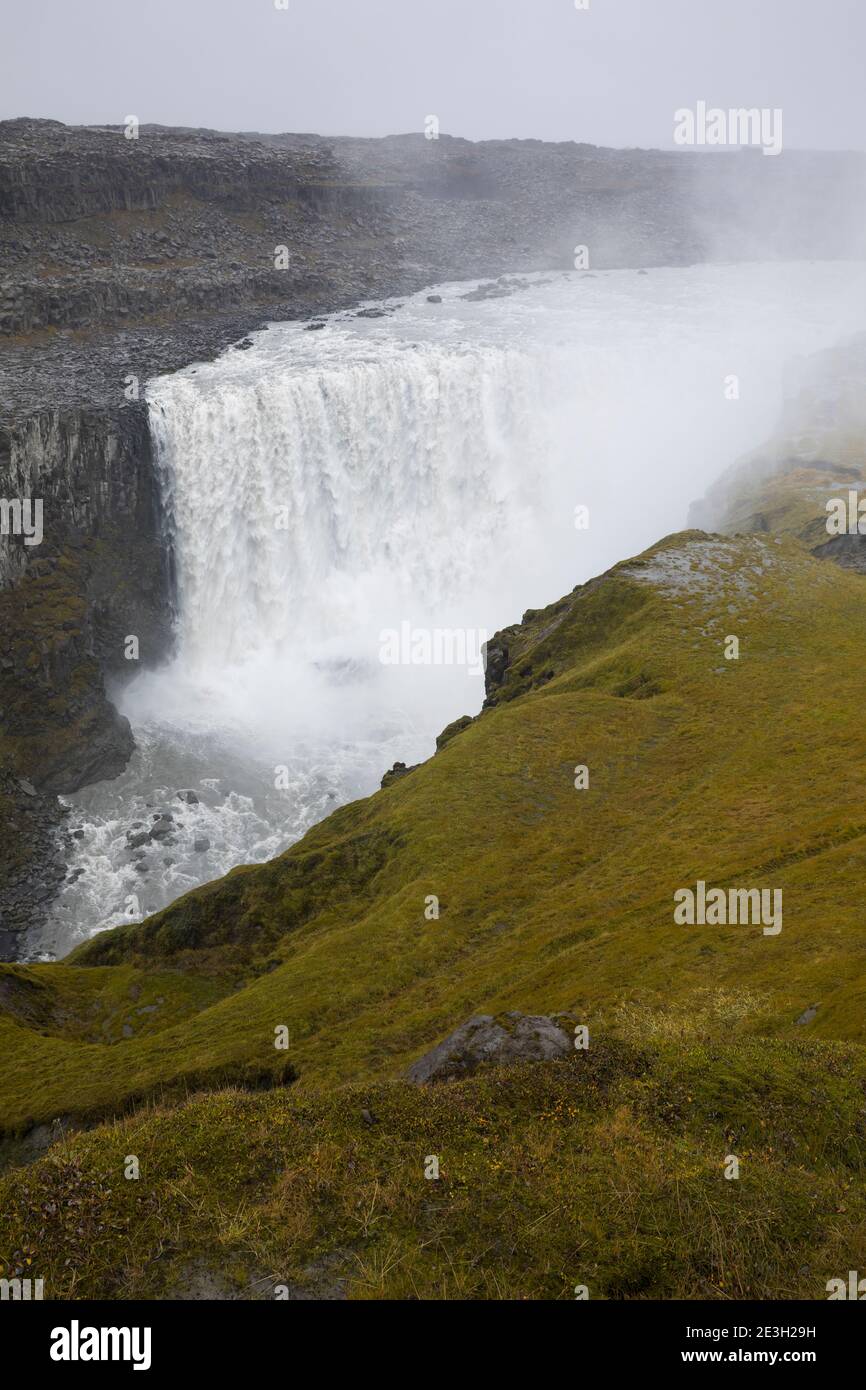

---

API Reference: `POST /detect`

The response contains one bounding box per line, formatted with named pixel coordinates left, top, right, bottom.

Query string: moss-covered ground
left=2, top=1037, right=864, bottom=1300
left=2, top=475, right=866, bottom=1298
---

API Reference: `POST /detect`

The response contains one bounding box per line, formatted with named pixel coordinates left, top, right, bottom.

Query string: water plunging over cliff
left=29, top=262, right=866, bottom=958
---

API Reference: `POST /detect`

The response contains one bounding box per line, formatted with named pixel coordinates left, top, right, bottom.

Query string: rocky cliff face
left=0, top=397, right=172, bottom=953
left=0, top=398, right=171, bottom=760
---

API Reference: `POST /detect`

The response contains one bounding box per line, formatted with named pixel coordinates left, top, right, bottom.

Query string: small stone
left=150, top=814, right=175, bottom=840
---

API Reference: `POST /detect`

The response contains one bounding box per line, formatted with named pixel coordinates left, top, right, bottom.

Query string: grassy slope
left=3, top=1040, right=865, bottom=1300
left=2, top=495, right=866, bottom=1297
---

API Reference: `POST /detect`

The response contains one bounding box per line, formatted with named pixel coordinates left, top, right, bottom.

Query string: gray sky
left=3, top=0, right=864, bottom=150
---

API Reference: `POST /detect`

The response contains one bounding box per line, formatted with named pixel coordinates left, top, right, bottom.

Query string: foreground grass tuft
left=1, top=1039, right=863, bottom=1300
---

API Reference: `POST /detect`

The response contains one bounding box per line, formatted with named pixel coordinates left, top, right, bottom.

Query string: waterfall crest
left=148, top=339, right=549, bottom=669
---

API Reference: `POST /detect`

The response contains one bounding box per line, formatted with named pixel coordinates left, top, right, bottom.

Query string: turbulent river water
left=28, top=262, right=866, bottom=959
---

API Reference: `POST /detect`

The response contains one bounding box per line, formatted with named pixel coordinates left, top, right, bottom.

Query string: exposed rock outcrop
left=0, top=397, right=172, bottom=946
left=407, top=1012, right=574, bottom=1084
left=0, top=402, right=171, bottom=652
left=0, top=768, right=66, bottom=959
left=0, top=398, right=171, bottom=797
left=380, top=760, right=420, bottom=789
left=435, top=714, right=473, bottom=750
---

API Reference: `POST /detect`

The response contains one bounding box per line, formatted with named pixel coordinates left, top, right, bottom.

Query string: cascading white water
left=148, top=342, right=549, bottom=669
left=30, top=262, right=866, bottom=959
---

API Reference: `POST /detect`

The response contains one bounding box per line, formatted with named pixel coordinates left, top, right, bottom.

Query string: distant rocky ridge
left=3, top=119, right=866, bottom=414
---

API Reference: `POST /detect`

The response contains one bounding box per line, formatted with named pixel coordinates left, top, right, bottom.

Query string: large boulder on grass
left=407, top=1012, right=573, bottom=1084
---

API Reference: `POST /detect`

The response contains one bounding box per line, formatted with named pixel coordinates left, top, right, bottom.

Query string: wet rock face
left=407, top=1012, right=574, bottom=1084
left=0, top=395, right=171, bottom=945
left=0, top=399, right=170, bottom=799
left=0, top=403, right=170, bottom=646
left=482, top=637, right=511, bottom=699
left=811, top=533, right=866, bottom=572
left=0, top=523, right=138, bottom=777
left=0, top=767, right=66, bottom=959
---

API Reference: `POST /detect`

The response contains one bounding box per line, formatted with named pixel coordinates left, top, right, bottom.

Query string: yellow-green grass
left=2, top=528, right=866, bottom=1137
left=1, top=1037, right=864, bottom=1300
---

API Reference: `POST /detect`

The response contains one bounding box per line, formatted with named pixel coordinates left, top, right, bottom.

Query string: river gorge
left=20, top=258, right=866, bottom=958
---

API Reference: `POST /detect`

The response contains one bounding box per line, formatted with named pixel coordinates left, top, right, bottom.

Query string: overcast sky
left=2, top=0, right=864, bottom=150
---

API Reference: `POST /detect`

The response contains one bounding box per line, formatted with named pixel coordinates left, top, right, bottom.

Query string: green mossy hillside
left=2, top=528, right=866, bottom=1136
left=1, top=1035, right=864, bottom=1300
left=3, top=516, right=866, bottom=1299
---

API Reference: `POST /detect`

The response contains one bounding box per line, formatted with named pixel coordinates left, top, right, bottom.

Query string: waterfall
left=147, top=338, right=551, bottom=671
left=146, top=263, right=866, bottom=686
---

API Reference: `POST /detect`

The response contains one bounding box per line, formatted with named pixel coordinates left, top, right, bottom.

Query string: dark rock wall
left=0, top=401, right=171, bottom=787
